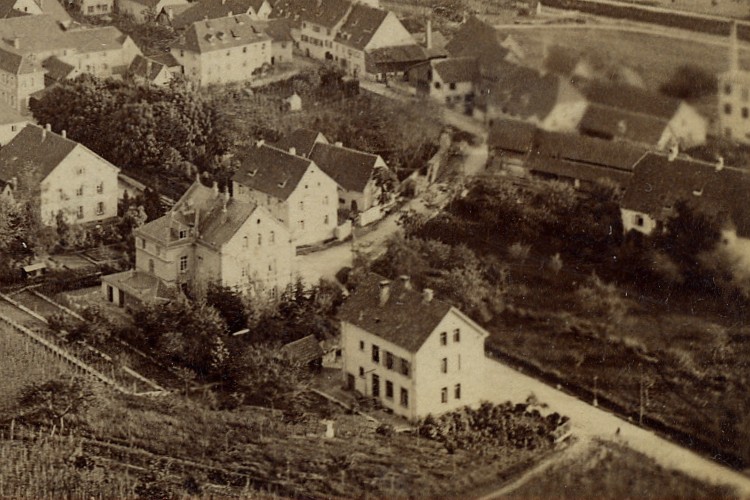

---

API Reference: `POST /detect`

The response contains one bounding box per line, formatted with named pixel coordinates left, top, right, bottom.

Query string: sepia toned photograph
left=0, top=0, right=749, bottom=496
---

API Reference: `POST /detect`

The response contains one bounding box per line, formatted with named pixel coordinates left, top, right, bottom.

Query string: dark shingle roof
left=281, top=334, right=324, bottom=363
left=232, top=144, right=312, bottom=200
left=0, top=46, right=38, bottom=74
left=0, top=124, right=78, bottom=183
left=574, top=78, right=681, bottom=120
left=487, top=64, right=562, bottom=121
left=487, top=119, right=537, bottom=154
left=102, top=270, right=176, bottom=304
left=338, top=273, right=453, bottom=353
left=578, top=104, right=670, bottom=146
left=432, top=56, right=479, bottom=84
left=445, top=16, right=511, bottom=71
left=309, top=142, right=381, bottom=192
left=148, top=51, right=180, bottom=68
left=365, top=43, right=429, bottom=73
left=42, top=56, right=76, bottom=82
left=128, top=54, right=167, bottom=81
left=256, top=17, right=293, bottom=41
left=172, top=14, right=270, bottom=53
left=526, top=130, right=647, bottom=186
left=273, top=128, right=327, bottom=157
left=622, top=153, right=750, bottom=237
left=170, top=0, right=269, bottom=30
left=270, top=0, right=351, bottom=29
left=335, top=3, right=387, bottom=50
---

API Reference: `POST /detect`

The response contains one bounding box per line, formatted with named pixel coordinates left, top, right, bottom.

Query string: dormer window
left=248, top=168, right=257, bottom=177
left=278, top=180, right=287, bottom=188
left=179, top=229, right=188, bottom=239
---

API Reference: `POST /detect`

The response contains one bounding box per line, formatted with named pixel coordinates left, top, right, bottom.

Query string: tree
left=16, top=379, right=93, bottom=432
left=373, top=166, right=398, bottom=205
left=206, top=283, right=248, bottom=334
left=660, top=64, right=718, bottom=100
left=657, top=200, right=724, bottom=275
left=575, top=273, right=629, bottom=335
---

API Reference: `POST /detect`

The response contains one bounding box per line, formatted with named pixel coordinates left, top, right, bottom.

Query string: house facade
left=74, top=0, right=113, bottom=16
left=0, top=124, right=119, bottom=226
left=339, top=274, right=488, bottom=421
left=103, top=180, right=294, bottom=308
left=718, top=22, right=750, bottom=144
left=118, top=0, right=189, bottom=23
left=170, top=14, right=271, bottom=86
left=0, top=101, right=29, bottom=145
left=232, top=142, right=339, bottom=246
left=409, top=57, right=478, bottom=112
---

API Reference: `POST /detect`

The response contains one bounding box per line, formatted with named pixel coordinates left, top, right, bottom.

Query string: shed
left=281, top=334, right=324, bottom=369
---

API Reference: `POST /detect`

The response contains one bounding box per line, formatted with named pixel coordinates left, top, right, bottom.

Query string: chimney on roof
left=195, top=172, right=201, bottom=184
left=45, top=123, right=51, bottom=132
left=399, top=275, right=412, bottom=290
left=378, top=279, right=390, bottom=306
left=288, top=146, right=296, bottom=155
left=422, top=288, right=433, bottom=304
left=426, top=18, right=432, bottom=50
left=61, top=130, right=66, bottom=139
left=335, top=141, right=343, bottom=147
left=12, top=37, right=19, bottom=49
left=668, top=143, right=679, bottom=162
left=212, top=181, right=219, bottom=195
left=256, top=139, right=265, bottom=148
left=716, top=156, right=725, bottom=172
left=228, top=10, right=233, bottom=16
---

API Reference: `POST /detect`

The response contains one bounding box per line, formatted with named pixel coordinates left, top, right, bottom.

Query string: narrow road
left=480, top=357, right=750, bottom=496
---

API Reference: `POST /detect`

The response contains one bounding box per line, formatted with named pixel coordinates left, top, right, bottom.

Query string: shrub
left=508, top=242, right=531, bottom=262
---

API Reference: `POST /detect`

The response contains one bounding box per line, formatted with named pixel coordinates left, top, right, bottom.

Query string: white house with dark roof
left=102, top=179, right=294, bottom=307
left=127, top=54, right=175, bottom=86
left=408, top=56, right=478, bottom=111
left=232, top=142, right=339, bottom=246
left=0, top=123, right=119, bottom=226
left=339, top=274, right=489, bottom=421
left=170, top=14, right=271, bottom=86
left=162, top=0, right=270, bottom=29
left=272, top=128, right=328, bottom=157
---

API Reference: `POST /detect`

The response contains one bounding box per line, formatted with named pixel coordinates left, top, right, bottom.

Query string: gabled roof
left=338, top=273, right=454, bottom=353
left=270, top=0, right=351, bottom=29
left=574, top=78, right=682, bottom=120
left=232, top=143, right=313, bottom=200
left=281, top=334, right=323, bottom=363
left=172, top=14, right=270, bottom=53
left=487, top=119, right=537, bottom=154
left=60, top=26, right=131, bottom=54
left=254, top=17, right=293, bottom=41
left=578, top=104, right=669, bottom=146
left=273, top=128, right=327, bottom=157
left=198, top=197, right=260, bottom=249
left=170, top=0, right=268, bottom=30
left=148, top=51, right=180, bottom=68
left=444, top=16, right=511, bottom=70
left=335, top=3, right=387, bottom=50
left=0, top=46, right=38, bottom=74
left=622, top=153, right=750, bottom=237
left=102, top=270, right=176, bottom=304
left=0, top=0, right=18, bottom=18
left=128, top=54, right=168, bottom=81
left=309, top=142, right=381, bottom=193
left=35, top=0, right=70, bottom=23
left=42, top=56, right=76, bottom=82
left=432, top=56, right=479, bottom=84
left=0, top=15, right=68, bottom=53
left=487, top=64, right=564, bottom=122
left=365, top=43, right=430, bottom=74
left=0, top=124, right=79, bottom=183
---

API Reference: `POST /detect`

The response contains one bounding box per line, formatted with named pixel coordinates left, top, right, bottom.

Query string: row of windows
left=302, top=22, right=332, bottom=36
left=441, top=384, right=461, bottom=403
left=360, top=370, right=409, bottom=407
left=724, top=103, right=750, bottom=119
left=364, top=342, right=411, bottom=377
left=74, top=202, right=105, bottom=219
left=434, top=81, right=458, bottom=90
left=724, top=83, right=750, bottom=101
left=68, top=183, right=104, bottom=198
left=86, top=3, right=109, bottom=13
left=243, top=231, right=276, bottom=247
left=440, top=356, right=461, bottom=373
left=298, top=197, right=329, bottom=210
left=439, top=329, right=461, bottom=345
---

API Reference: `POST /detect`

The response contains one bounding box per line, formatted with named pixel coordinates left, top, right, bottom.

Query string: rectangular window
left=385, top=352, right=394, bottom=370
left=299, top=201, right=304, bottom=210
left=243, top=236, right=249, bottom=248
left=179, top=229, right=188, bottom=239
left=298, top=220, right=305, bottom=230
left=140, top=238, right=146, bottom=249
left=179, top=255, right=188, bottom=272
left=441, top=357, right=448, bottom=373
left=440, top=332, right=447, bottom=345
left=449, top=82, right=456, bottom=90
left=324, top=195, right=329, bottom=205
left=96, top=201, right=104, bottom=215
left=400, top=388, right=409, bottom=408
left=454, top=384, right=461, bottom=400
left=257, top=233, right=262, bottom=245
left=359, top=366, right=364, bottom=377
left=76, top=186, right=83, bottom=196
left=372, top=345, right=380, bottom=363
left=743, top=107, right=748, bottom=119
left=324, top=214, right=329, bottom=225
left=372, top=374, right=380, bottom=397
left=453, top=329, right=460, bottom=342
left=635, top=215, right=645, bottom=227
left=270, top=231, right=275, bottom=243
left=11, top=125, right=16, bottom=132
left=725, top=83, right=732, bottom=95
left=441, top=387, right=448, bottom=403
left=359, top=340, right=365, bottom=351
left=400, top=358, right=410, bottom=377
left=385, top=381, right=393, bottom=399
left=76, top=206, right=84, bottom=219
left=725, top=103, right=733, bottom=115
left=96, top=182, right=103, bottom=194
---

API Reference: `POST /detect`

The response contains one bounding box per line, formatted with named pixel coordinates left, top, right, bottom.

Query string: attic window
left=278, top=179, right=287, bottom=188
left=231, top=29, right=239, bottom=38
left=179, top=229, right=188, bottom=239
left=248, top=168, right=258, bottom=177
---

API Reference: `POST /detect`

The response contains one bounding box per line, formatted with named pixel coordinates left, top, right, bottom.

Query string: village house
left=0, top=0, right=70, bottom=21
left=73, top=0, right=113, bottom=17
left=0, top=100, right=29, bottom=145
left=0, top=123, right=119, bottom=226
left=273, top=128, right=328, bottom=157
left=526, top=129, right=647, bottom=190
left=127, top=54, right=176, bottom=86
left=161, top=0, right=270, bottom=29
left=293, top=0, right=352, bottom=61
left=118, top=0, right=188, bottom=23
left=486, top=118, right=537, bottom=174
left=332, top=3, right=414, bottom=78
left=251, top=18, right=294, bottom=65
left=170, top=14, right=272, bottom=86
left=444, top=16, right=524, bottom=67
left=0, top=15, right=141, bottom=112
left=573, top=79, right=707, bottom=149
left=365, top=43, right=432, bottom=84
left=339, top=274, right=489, bottom=421
left=408, top=56, right=479, bottom=113
left=102, top=179, right=294, bottom=308
left=232, top=142, right=339, bottom=247
left=718, top=22, right=750, bottom=144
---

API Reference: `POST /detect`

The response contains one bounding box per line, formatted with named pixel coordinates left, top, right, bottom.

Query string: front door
left=346, top=373, right=355, bottom=390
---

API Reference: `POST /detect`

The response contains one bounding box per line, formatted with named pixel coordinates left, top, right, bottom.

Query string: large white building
left=170, top=14, right=271, bottom=86
left=102, top=180, right=295, bottom=307
left=232, top=142, right=339, bottom=247
left=0, top=124, right=119, bottom=226
left=339, top=274, right=489, bottom=421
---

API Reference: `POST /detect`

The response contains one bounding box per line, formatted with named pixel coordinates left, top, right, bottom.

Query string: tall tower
left=718, top=21, right=750, bottom=144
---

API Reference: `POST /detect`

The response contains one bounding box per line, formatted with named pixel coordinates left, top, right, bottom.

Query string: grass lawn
left=510, top=438, right=738, bottom=498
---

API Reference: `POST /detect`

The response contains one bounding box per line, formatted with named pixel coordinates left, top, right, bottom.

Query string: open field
left=509, top=438, right=738, bottom=498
